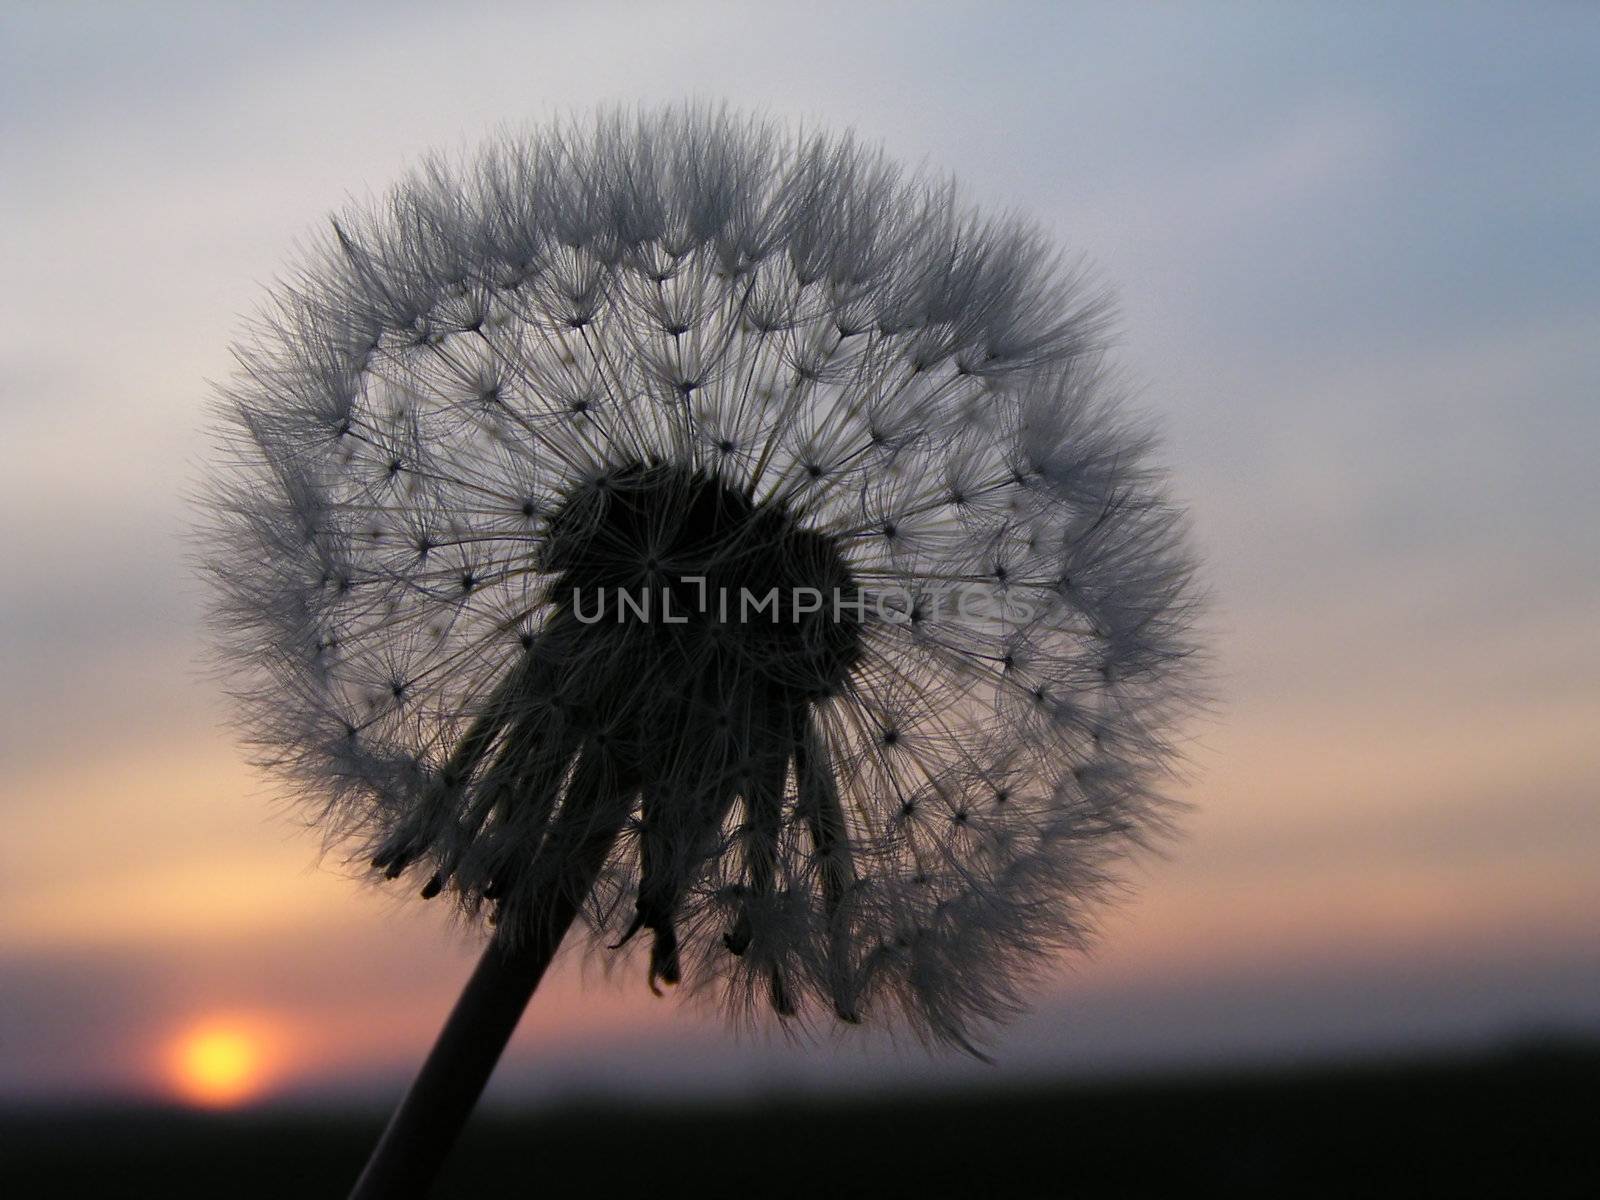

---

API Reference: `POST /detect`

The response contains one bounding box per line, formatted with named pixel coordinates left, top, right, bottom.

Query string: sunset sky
left=3, top=2, right=1597, bottom=1109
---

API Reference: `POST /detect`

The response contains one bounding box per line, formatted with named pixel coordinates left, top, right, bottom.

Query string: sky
left=2, top=1, right=1598, bottom=1109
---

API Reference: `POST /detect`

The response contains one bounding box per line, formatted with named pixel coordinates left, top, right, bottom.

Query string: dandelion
left=202, top=106, right=1201, bottom=1195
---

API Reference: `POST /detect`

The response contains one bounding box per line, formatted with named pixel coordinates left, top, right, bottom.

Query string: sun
left=169, top=1023, right=270, bottom=1108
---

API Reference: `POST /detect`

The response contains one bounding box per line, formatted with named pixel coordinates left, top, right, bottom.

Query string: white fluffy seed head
left=200, top=105, right=1203, bottom=1053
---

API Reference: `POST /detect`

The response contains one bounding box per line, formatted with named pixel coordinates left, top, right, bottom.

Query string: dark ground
left=3, top=1043, right=1597, bottom=1198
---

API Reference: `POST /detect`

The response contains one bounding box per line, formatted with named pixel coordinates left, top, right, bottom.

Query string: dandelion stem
left=348, top=808, right=620, bottom=1200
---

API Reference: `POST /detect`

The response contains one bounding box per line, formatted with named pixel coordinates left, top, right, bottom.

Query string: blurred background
left=3, top=2, right=1597, bottom=1194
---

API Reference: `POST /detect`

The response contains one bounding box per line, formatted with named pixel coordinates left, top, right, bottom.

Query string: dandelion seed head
left=202, top=105, right=1203, bottom=1052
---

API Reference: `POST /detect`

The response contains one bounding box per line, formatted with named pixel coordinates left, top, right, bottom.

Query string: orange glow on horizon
left=167, top=1021, right=278, bottom=1108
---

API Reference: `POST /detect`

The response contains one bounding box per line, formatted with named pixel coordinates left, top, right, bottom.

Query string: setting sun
left=169, top=1024, right=269, bottom=1108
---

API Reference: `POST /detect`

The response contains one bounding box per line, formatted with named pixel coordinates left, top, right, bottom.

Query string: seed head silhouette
left=202, top=106, right=1202, bottom=1192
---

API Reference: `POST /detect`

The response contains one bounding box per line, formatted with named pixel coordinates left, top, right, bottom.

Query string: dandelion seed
left=200, top=105, right=1202, bottom=1198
